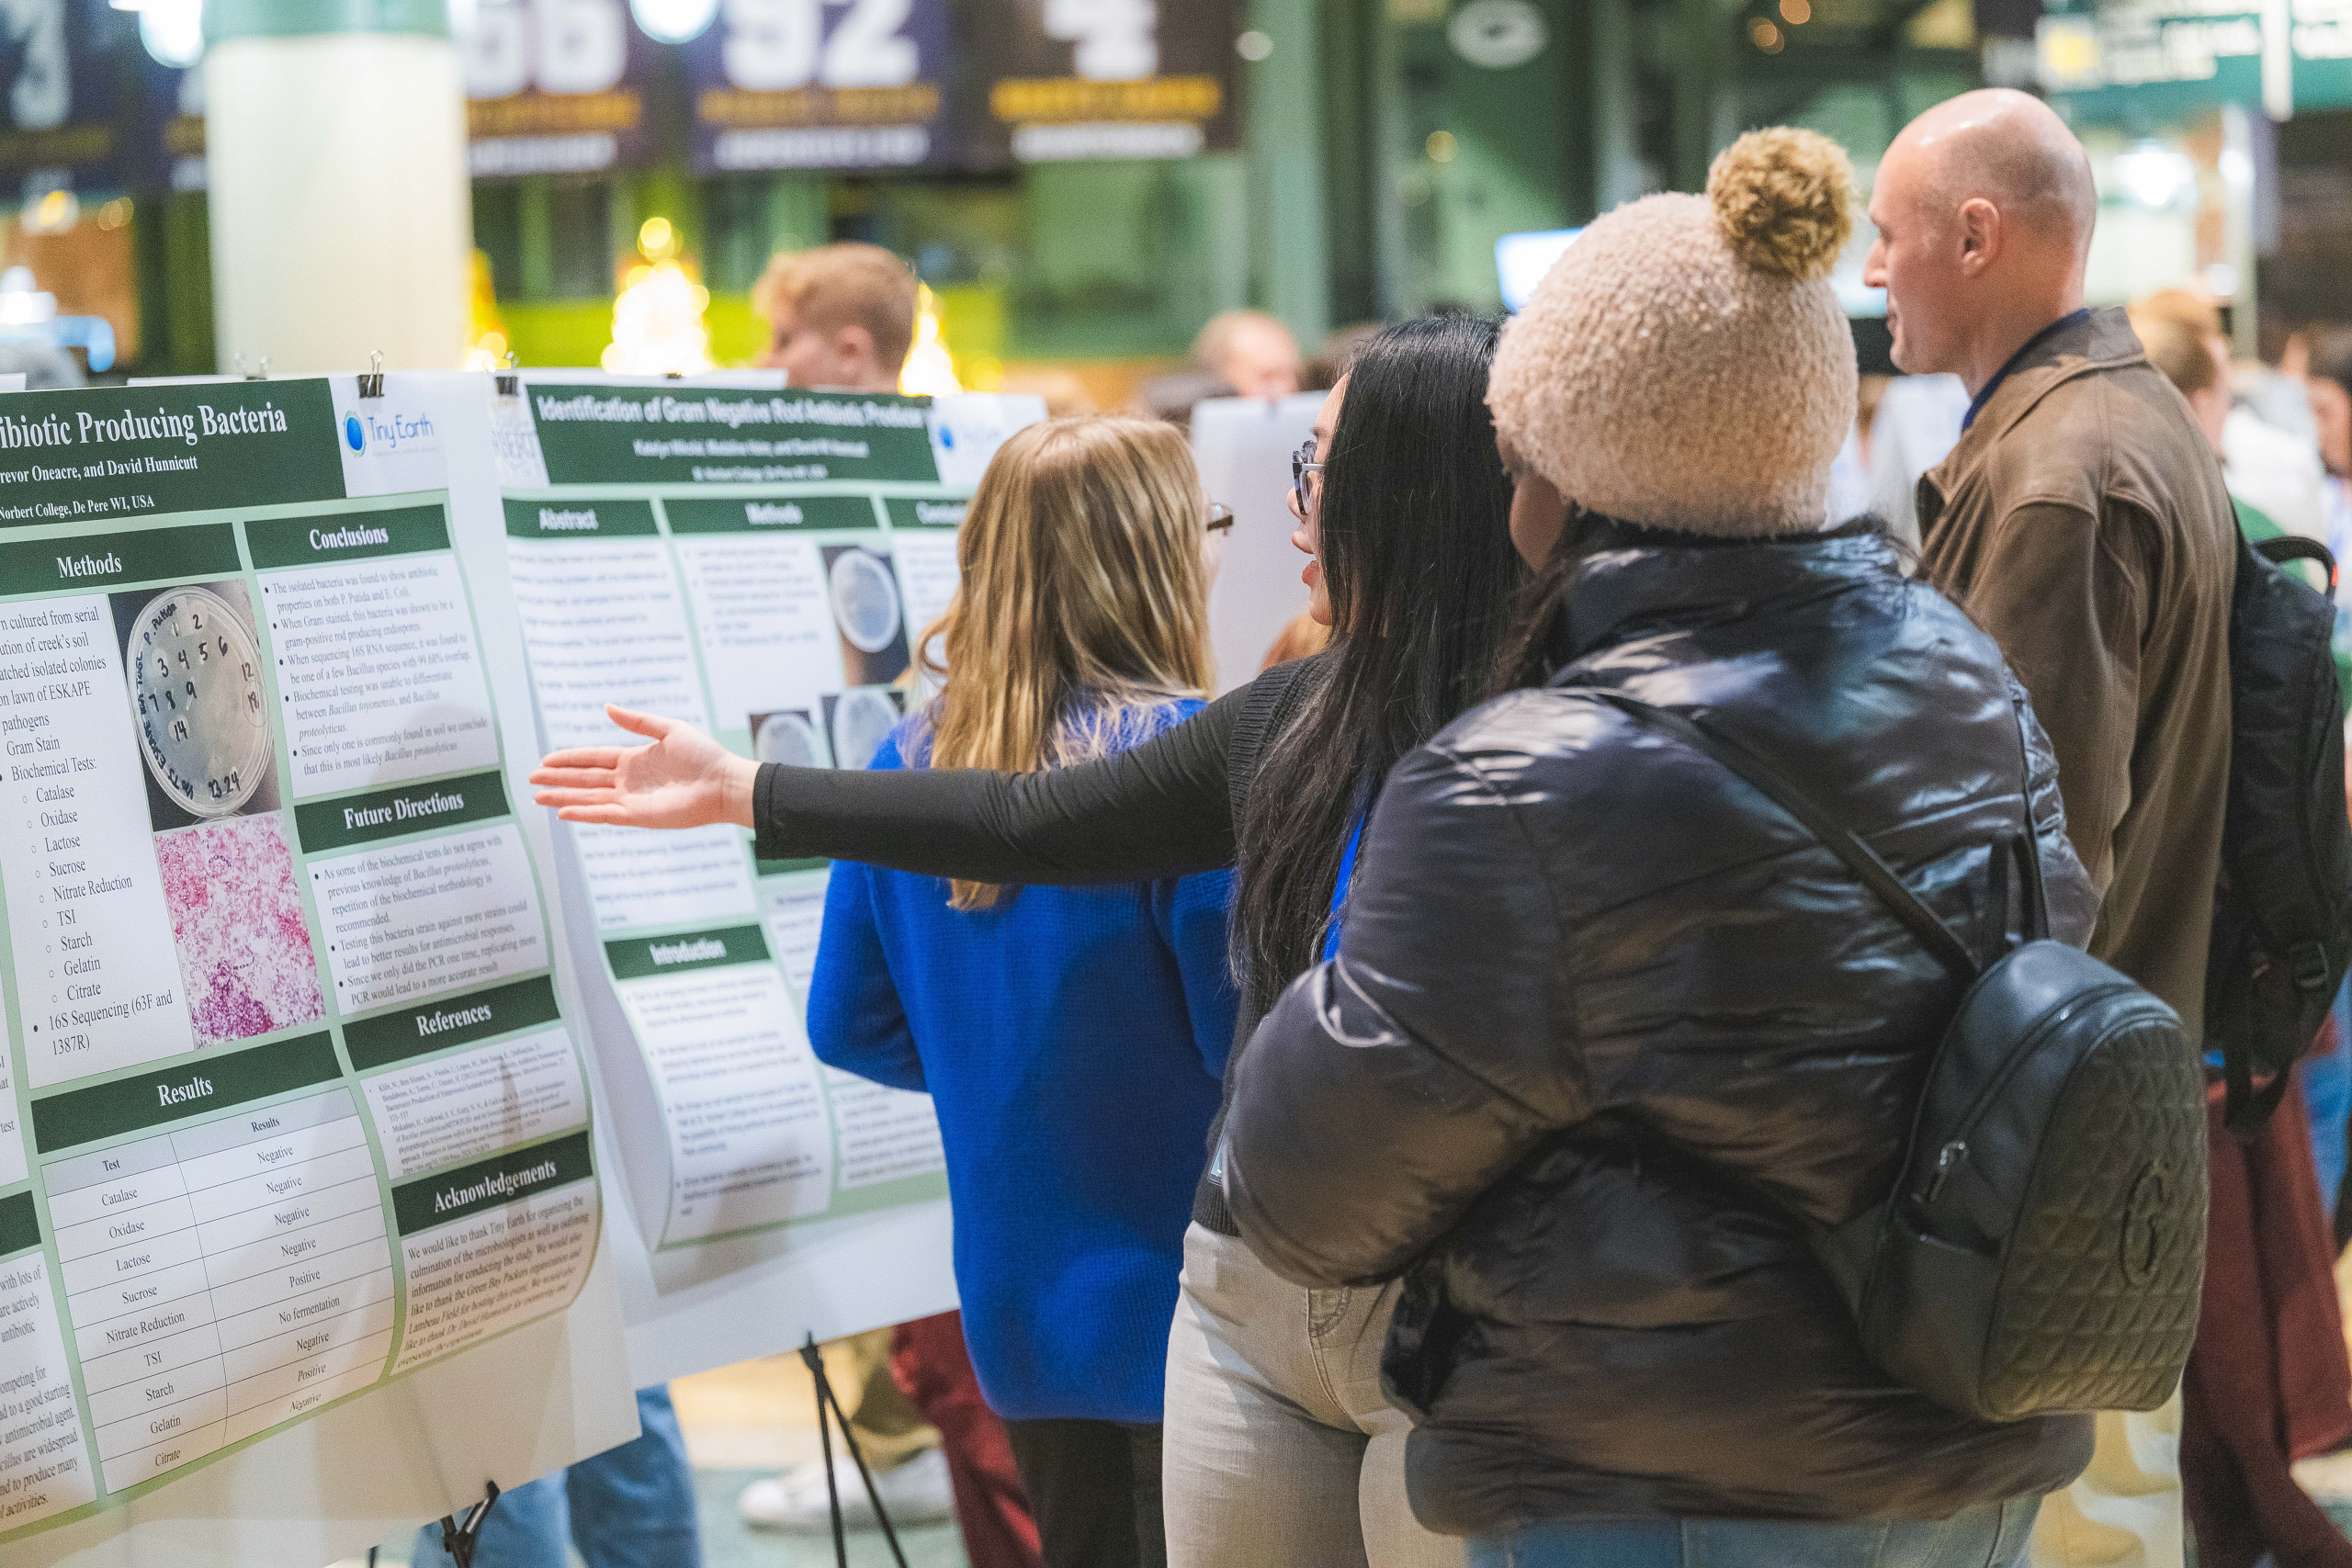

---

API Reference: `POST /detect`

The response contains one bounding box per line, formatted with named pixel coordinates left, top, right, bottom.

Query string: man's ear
left=835, top=323, right=878, bottom=376
left=1957, top=197, right=2002, bottom=276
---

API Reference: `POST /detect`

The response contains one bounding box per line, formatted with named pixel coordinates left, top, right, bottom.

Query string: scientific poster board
left=467, top=374, right=1040, bottom=1381
left=1192, top=393, right=1319, bottom=694
left=0, top=375, right=638, bottom=1564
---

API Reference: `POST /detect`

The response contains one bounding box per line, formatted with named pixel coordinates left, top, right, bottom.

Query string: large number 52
left=721, top=0, right=920, bottom=91
left=463, top=0, right=917, bottom=95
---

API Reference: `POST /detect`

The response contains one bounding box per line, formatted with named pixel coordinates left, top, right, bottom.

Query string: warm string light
left=899, top=284, right=961, bottom=398
left=602, top=217, right=713, bottom=376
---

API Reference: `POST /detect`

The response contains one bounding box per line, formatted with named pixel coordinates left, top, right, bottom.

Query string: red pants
left=2182, top=1071, right=2352, bottom=1568
left=891, top=1311, right=1042, bottom=1568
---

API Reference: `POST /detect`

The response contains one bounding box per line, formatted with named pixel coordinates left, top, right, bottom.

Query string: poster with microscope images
left=481, top=375, right=1039, bottom=1378
left=0, top=377, right=637, bottom=1563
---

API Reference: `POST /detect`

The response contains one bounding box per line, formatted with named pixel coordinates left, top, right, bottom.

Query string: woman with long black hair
left=530, top=315, right=1521, bottom=1568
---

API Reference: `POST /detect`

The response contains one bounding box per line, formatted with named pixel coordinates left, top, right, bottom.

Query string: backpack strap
left=1574, top=690, right=1983, bottom=987
left=2004, top=693, right=2052, bottom=943
left=2254, top=532, right=2338, bottom=593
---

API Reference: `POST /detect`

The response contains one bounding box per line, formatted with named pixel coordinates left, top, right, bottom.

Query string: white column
left=204, top=16, right=471, bottom=373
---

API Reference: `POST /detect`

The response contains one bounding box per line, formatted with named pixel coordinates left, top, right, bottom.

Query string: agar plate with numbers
left=127, top=584, right=270, bottom=818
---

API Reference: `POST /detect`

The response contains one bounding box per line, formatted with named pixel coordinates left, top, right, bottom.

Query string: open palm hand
left=529, top=706, right=757, bottom=830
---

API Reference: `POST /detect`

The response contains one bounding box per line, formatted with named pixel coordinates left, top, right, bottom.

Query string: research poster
left=481, top=375, right=1038, bottom=1376
left=0, top=377, right=633, bottom=1557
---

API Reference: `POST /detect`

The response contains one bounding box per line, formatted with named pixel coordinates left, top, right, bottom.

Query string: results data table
left=42, top=1087, right=395, bottom=1490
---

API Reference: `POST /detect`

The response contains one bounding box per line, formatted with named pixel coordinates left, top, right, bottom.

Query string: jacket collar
left=1547, top=518, right=1900, bottom=669
left=1921, top=306, right=2146, bottom=512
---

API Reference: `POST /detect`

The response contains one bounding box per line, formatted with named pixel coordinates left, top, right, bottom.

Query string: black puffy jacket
left=1222, top=522, right=2101, bottom=1534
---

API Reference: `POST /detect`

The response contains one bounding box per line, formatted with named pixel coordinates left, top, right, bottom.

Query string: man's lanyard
left=1321, top=811, right=1367, bottom=963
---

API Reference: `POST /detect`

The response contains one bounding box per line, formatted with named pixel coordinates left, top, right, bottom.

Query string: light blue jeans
left=408, top=1384, right=700, bottom=1568
left=1466, top=1496, right=2039, bottom=1568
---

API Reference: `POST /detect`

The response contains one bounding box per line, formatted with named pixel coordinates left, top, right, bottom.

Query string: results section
left=30, top=1038, right=390, bottom=1491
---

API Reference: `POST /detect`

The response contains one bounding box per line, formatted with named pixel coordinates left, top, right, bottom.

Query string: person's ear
left=1957, top=197, right=2001, bottom=276
left=835, top=323, right=878, bottom=375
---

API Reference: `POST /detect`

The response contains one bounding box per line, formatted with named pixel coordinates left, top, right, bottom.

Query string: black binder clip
left=495, top=351, right=519, bottom=399
left=357, top=350, right=385, bottom=400
left=435, top=1479, right=502, bottom=1568
left=799, top=1333, right=908, bottom=1568
left=232, top=353, right=268, bottom=381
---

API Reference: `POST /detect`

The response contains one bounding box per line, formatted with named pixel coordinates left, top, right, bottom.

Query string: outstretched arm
left=533, top=690, right=1246, bottom=886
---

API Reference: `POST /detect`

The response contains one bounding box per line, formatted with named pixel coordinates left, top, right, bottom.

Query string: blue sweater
left=807, top=703, right=1237, bottom=1424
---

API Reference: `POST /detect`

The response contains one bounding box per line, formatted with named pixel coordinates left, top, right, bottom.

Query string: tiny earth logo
left=344, top=412, right=366, bottom=453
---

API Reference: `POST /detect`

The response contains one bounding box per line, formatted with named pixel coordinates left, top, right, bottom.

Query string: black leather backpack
left=1589, top=690, right=2208, bottom=1423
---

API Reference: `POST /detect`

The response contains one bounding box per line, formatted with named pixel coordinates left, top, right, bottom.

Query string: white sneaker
left=739, top=1444, right=955, bottom=1531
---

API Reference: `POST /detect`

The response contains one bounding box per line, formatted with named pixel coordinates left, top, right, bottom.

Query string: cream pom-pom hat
left=1487, top=127, right=1860, bottom=537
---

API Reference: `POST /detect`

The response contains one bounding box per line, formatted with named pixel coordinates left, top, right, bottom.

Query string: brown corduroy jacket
left=1918, top=305, right=2236, bottom=1029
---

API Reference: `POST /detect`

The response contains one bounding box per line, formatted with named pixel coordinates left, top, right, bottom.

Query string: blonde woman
left=809, top=417, right=1231, bottom=1568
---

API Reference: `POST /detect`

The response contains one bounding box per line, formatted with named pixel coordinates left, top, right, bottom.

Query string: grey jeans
left=1161, top=1222, right=1466, bottom=1568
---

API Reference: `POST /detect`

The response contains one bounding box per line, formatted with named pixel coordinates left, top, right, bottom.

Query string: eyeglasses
left=1289, top=437, right=1327, bottom=519
left=1205, top=502, right=1235, bottom=535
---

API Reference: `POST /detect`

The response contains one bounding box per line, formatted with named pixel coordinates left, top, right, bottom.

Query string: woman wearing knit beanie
left=1219, top=130, right=2099, bottom=1565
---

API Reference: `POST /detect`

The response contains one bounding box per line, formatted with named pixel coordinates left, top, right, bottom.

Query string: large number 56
left=463, top=0, right=628, bottom=97
left=721, top=0, right=920, bottom=91
left=1043, top=0, right=1156, bottom=81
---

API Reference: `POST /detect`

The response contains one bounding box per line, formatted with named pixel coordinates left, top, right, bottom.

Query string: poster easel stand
left=435, top=1480, right=503, bottom=1568
left=800, top=1333, right=910, bottom=1568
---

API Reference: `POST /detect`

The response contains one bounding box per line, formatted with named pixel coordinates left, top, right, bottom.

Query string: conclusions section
left=250, top=506, right=498, bottom=801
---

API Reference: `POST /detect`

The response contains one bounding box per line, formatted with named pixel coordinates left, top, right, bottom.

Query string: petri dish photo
left=754, top=712, right=823, bottom=768
left=831, top=689, right=901, bottom=772
left=830, top=548, right=903, bottom=654
left=127, top=584, right=272, bottom=818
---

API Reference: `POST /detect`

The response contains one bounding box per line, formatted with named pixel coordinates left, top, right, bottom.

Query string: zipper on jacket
left=1911, top=982, right=2137, bottom=1206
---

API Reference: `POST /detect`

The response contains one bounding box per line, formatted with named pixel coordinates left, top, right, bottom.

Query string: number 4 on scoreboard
left=1043, top=0, right=1159, bottom=82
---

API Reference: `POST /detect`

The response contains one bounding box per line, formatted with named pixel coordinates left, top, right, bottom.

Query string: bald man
left=1868, top=89, right=2236, bottom=1568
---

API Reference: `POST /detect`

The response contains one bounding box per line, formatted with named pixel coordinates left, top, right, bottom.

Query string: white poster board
left=1192, top=393, right=1322, bottom=694
left=443, top=373, right=1044, bottom=1384
left=0, top=373, right=637, bottom=1567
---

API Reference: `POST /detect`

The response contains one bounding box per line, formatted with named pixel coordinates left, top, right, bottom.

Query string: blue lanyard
left=1321, top=812, right=1367, bottom=962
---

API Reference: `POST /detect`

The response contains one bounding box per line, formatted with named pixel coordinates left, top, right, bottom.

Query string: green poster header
left=605, top=923, right=772, bottom=980
left=665, top=495, right=880, bottom=534
left=886, top=497, right=966, bottom=530
left=248, top=503, right=449, bottom=570
left=0, top=1190, right=37, bottom=1258
left=294, top=769, right=510, bottom=854
left=0, top=522, right=239, bottom=595
left=391, top=1128, right=594, bottom=1235
left=31, top=1032, right=340, bottom=1152
left=502, top=497, right=660, bottom=539
left=526, top=385, right=940, bottom=487
left=0, top=380, right=342, bottom=526
left=2041, top=4, right=2352, bottom=118
left=344, top=974, right=562, bottom=1073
